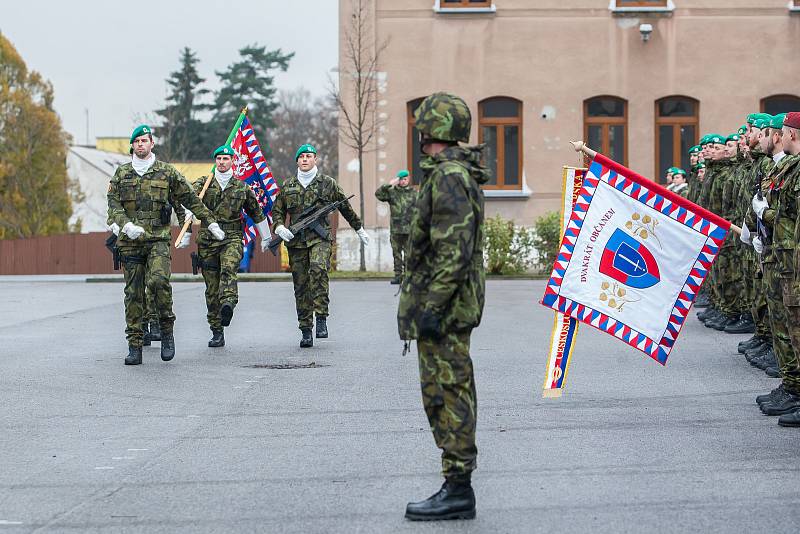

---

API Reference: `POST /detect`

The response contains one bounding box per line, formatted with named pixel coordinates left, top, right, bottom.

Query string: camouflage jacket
left=397, top=145, right=488, bottom=340
left=190, top=175, right=265, bottom=244
left=673, top=183, right=689, bottom=199
left=764, top=155, right=800, bottom=264
left=375, top=183, right=416, bottom=234
left=271, top=171, right=362, bottom=249
left=697, top=160, right=717, bottom=209
left=686, top=170, right=699, bottom=204
left=744, top=153, right=775, bottom=233
left=708, top=159, right=733, bottom=219
left=107, top=160, right=215, bottom=243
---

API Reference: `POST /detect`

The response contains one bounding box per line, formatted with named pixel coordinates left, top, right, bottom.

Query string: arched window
left=407, top=98, right=425, bottom=184
left=761, top=94, right=800, bottom=115
left=654, top=96, right=698, bottom=182
left=583, top=96, right=627, bottom=166
left=478, top=97, right=523, bottom=190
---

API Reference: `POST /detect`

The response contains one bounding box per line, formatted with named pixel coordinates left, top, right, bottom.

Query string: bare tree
left=330, top=0, right=388, bottom=271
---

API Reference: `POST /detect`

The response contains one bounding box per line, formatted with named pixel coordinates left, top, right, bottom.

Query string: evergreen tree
left=155, top=47, right=210, bottom=161
left=210, top=44, right=294, bottom=144
left=0, top=32, right=76, bottom=239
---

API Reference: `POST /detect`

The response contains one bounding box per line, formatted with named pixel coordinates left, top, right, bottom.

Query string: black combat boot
left=405, top=474, right=476, bottom=521
left=142, top=322, right=151, bottom=346
left=300, top=328, right=313, bottom=348
left=765, top=366, right=781, bottom=378
left=697, top=307, right=716, bottom=322
left=701, top=308, right=722, bottom=325
left=751, top=347, right=775, bottom=370
left=738, top=335, right=764, bottom=354
left=724, top=314, right=755, bottom=334
left=777, top=407, right=800, bottom=427
left=220, top=303, right=234, bottom=327
left=149, top=321, right=161, bottom=341
left=695, top=292, right=710, bottom=308
left=757, top=384, right=785, bottom=406
left=390, top=275, right=402, bottom=285
left=709, top=314, right=737, bottom=331
left=760, top=389, right=800, bottom=416
left=745, top=342, right=770, bottom=363
left=125, top=346, right=142, bottom=366
left=316, top=316, right=328, bottom=339
left=160, top=332, right=175, bottom=361
left=208, top=330, right=225, bottom=348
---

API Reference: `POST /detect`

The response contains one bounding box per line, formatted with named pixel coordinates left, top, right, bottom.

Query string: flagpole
left=174, top=107, right=249, bottom=248
left=569, top=140, right=742, bottom=236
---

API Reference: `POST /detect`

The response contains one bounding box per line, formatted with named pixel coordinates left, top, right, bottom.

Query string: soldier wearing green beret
left=400, top=92, right=487, bottom=521
left=671, top=169, right=689, bottom=198
left=180, top=145, right=272, bottom=348
left=271, top=143, right=369, bottom=347
left=664, top=167, right=677, bottom=191
left=375, top=169, right=417, bottom=284
left=107, top=125, right=226, bottom=365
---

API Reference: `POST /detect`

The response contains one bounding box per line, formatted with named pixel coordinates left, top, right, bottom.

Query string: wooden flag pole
left=174, top=106, right=249, bottom=248
left=569, top=140, right=742, bottom=236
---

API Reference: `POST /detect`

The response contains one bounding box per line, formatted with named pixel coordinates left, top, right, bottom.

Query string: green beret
left=689, top=145, right=702, bottom=154
left=726, top=134, right=740, bottom=143
left=666, top=167, right=677, bottom=174
left=746, top=114, right=758, bottom=125
left=674, top=168, right=687, bottom=176
left=213, top=144, right=235, bottom=158
left=130, top=124, right=152, bottom=144
left=693, top=162, right=706, bottom=171
left=769, top=113, right=786, bottom=130
left=295, top=143, right=317, bottom=160
left=708, top=134, right=726, bottom=145
left=738, top=125, right=747, bottom=135
left=397, top=169, right=410, bottom=179
left=699, top=135, right=712, bottom=145
left=753, top=118, right=770, bottom=129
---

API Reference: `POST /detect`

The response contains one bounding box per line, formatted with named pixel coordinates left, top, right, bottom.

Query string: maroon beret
left=785, top=112, right=800, bottom=130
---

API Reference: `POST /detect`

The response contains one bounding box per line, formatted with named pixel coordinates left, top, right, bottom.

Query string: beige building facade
left=336, top=0, right=800, bottom=270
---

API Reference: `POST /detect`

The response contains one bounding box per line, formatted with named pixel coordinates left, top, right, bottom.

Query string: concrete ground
left=0, top=279, right=798, bottom=533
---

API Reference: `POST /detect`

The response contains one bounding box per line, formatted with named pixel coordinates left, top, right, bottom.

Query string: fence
left=0, top=231, right=283, bottom=275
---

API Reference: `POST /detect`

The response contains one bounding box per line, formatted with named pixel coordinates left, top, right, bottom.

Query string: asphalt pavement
left=0, top=279, right=798, bottom=533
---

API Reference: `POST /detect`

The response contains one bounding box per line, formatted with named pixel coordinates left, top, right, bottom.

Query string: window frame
left=609, top=0, right=674, bottom=13
left=654, top=95, right=699, bottom=182
left=583, top=95, right=628, bottom=167
left=433, top=0, right=496, bottom=14
left=478, top=96, right=524, bottom=191
left=760, top=94, right=800, bottom=115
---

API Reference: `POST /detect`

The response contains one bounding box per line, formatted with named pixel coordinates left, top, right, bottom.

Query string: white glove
left=275, top=225, right=295, bottom=242
left=184, top=209, right=194, bottom=224
left=356, top=227, right=370, bottom=246
left=121, top=222, right=145, bottom=240
left=753, top=236, right=764, bottom=254
left=176, top=232, right=191, bottom=249
left=752, top=194, right=769, bottom=219
left=255, top=219, right=272, bottom=252
left=739, top=222, right=751, bottom=245
left=107, top=222, right=120, bottom=236
left=208, top=222, right=225, bottom=241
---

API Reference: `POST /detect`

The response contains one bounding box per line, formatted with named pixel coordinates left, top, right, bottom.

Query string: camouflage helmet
left=414, top=92, right=471, bottom=143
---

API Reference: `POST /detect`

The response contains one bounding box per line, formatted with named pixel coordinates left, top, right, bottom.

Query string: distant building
left=336, top=0, right=800, bottom=271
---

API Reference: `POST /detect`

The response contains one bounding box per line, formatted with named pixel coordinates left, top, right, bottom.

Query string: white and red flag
left=540, top=153, right=731, bottom=365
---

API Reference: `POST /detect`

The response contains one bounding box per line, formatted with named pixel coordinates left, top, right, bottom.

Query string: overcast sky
left=2, top=0, right=338, bottom=144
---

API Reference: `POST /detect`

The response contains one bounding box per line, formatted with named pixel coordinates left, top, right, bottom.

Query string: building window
left=655, top=96, right=699, bottom=182
left=584, top=96, right=627, bottom=166
left=434, top=0, right=496, bottom=13
left=479, top=97, right=523, bottom=190
left=761, top=94, right=800, bottom=115
left=407, top=98, right=425, bottom=184
left=615, top=0, right=667, bottom=6
left=441, top=0, right=492, bottom=6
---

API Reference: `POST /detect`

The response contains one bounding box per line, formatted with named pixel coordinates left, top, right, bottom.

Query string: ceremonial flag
left=542, top=166, right=585, bottom=398
left=540, top=152, right=731, bottom=365
left=229, top=112, right=280, bottom=245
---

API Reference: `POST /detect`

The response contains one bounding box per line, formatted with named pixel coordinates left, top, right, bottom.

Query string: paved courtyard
left=0, top=279, right=798, bottom=533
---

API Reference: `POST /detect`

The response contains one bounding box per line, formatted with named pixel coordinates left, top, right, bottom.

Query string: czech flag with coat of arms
left=540, top=152, right=731, bottom=365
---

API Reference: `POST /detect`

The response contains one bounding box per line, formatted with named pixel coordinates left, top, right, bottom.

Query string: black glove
left=418, top=309, right=443, bottom=340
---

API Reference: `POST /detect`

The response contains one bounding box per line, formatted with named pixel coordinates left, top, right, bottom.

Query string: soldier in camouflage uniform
left=754, top=112, right=800, bottom=425
left=272, top=143, right=369, bottom=348
left=671, top=169, right=689, bottom=198
left=375, top=169, right=417, bottom=284
left=181, top=145, right=272, bottom=348
left=399, top=93, right=487, bottom=521
left=107, top=125, right=225, bottom=365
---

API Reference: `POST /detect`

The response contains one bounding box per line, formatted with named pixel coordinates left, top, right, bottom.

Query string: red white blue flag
left=231, top=114, right=280, bottom=245
left=540, top=153, right=731, bottom=365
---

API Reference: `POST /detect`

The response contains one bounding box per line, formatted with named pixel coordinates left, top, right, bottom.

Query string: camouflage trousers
left=777, top=249, right=800, bottom=395
left=119, top=240, right=175, bottom=348
left=745, top=249, right=771, bottom=337
left=417, top=331, right=477, bottom=477
left=288, top=241, right=332, bottom=330
left=199, top=238, right=244, bottom=332
left=763, top=261, right=800, bottom=394
left=714, top=246, right=741, bottom=316
left=390, top=232, right=409, bottom=278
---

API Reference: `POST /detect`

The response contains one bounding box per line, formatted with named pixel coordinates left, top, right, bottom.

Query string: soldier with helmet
left=399, top=93, right=487, bottom=521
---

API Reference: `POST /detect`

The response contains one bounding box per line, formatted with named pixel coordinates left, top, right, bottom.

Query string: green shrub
left=483, top=214, right=536, bottom=274
left=532, top=211, right=561, bottom=273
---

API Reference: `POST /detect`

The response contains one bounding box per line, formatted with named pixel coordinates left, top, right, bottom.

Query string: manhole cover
left=242, top=362, right=330, bottom=370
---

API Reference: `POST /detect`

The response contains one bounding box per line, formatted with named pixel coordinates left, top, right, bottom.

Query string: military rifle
left=190, top=252, right=200, bottom=275
left=267, top=195, right=355, bottom=256
left=105, top=233, right=121, bottom=270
